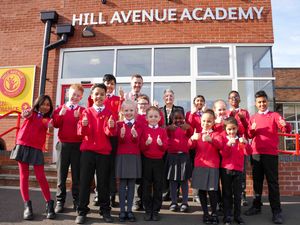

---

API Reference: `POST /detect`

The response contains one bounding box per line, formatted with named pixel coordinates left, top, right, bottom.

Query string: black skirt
left=165, top=153, right=192, bottom=181
left=10, top=144, right=44, bottom=165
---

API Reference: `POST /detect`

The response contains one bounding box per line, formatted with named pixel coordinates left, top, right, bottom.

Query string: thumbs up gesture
left=239, top=136, right=248, bottom=145
left=82, top=114, right=88, bottom=126
left=131, top=124, right=138, bottom=138
left=191, top=128, right=200, bottom=141
left=48, top=119, right=53, bottom=129
left=227, top=137, right=236, bottom=146
left=202, top=132, right=212, bottom=142
left=74, top=107, right=80, bottom=118
left=108, top=115, right=115, bottom=128
left=118, top=86, right=124, bottom=99
left=120, top=123, right=126, bottom=138
left=157, top=135, right=163, bottom=146
left=251, top=119, right=257, bottom=130
left=59, top=105, right=67, bottom=116
left=22, top=109, right=32, bottom=118
left=146, top=134, right=153, bottom=145
left=278, top=116, right=286, bottom=127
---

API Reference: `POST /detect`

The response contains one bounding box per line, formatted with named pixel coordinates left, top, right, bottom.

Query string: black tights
left=199, top=190, right=218, bottom=215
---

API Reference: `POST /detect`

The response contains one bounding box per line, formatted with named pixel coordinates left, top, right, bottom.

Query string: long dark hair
left=32, top=95, right=53, bottom=118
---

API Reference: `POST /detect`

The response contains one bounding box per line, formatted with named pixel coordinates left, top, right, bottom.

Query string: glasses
left=138, top=103, right=148, bottom=105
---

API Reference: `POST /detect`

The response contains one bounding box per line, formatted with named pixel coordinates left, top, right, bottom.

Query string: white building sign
left=72, top=7, right=264, bottom=26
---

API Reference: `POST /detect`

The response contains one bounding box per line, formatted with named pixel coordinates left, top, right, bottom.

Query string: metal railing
left=278, top=133, right=300, bottom=156
left=0, top=110, right=52, bottom=152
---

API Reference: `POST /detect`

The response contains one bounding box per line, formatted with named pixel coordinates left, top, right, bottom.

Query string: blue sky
left=272, top=0, right=300, bottom=67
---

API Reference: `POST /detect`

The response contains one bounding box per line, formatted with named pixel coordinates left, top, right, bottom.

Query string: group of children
left=10, top=73, right=291, bottom=225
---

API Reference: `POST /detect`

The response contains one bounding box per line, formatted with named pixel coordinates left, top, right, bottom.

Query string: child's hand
left=74, top=107, right=81, bottom=118
left=59, top=105, right=67, bottom=116
left=153, top=100, right=159, bottom=108
left=82, top=115, right=88, bottom=126
left=48, top=119, right=53, bottom=129
left=157, top=135, right=163, bottom=146
left=120, top=123, right=126, bottom=138
left=251, top=119, right=257, bottom=130
left=190, top=129, right=200, bottom=140
left=202, top=133, right=212, bottom=142
left=22, top=109, right=32, bottom=118
left=237, top=110, right=245, bottom=119
left=215, top=116, right=222, bottom=124
left=279, top=116, right=286, bottom=127
left=227, top=137, right=236, bottom=146
left=168, top=124, right=177, bottom=131
left=118, top=86, right=124, bottom=99
left=239, top=137, right=248, bottom=144
left=108, top=115, right=115, bottom=128
left=146, top=134, right=152, bottom=145
left=180, top=122, right=190, bottom=130
left=131, top=125, right=138, bottom=138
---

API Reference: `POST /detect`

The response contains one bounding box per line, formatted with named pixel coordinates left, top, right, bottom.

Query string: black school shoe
left=210, top=213, right=219, bottom=225
left=119, top=211, right=127, bottom=222
left=152, top=212, right=160, bottom=221
left=75, top=215, right=86, bottom=224
left=144, top=212, right=152, bottom=221
left=202, top=214, right=211, bottom=224
left=244, top=206, right=261, bottom=216
left=234, top=216, right=245, bottom=225
left=272, top=212, right=283, bottom=224
left=102, top=212, right=114, bottom=223
left=55, top=201, right=64, bottom=213
left=127, top=211, right=136, bottom=222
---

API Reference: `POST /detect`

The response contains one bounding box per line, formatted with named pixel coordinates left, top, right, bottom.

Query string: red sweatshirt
left=220, top=136, right=252, bottom=172
left=248, top=111, right=292, bottom=155
left=186, top=111, right=202, bottom=133
left=104, top=95, right=123, bottom=120
left=77, top=107, right=116, bottom=154
left=140, top=126, right=168, bottom=159
left=167, top=126, right=193, bottom=154
left=52, top=105, right=85, bottom=143
left=16, top=112, right=50, bottom=150
left=189, top=131, right=222, bottom=168
left=117, top=121, right=143, bottom=155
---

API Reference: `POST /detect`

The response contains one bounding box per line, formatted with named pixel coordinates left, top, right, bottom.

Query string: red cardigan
left=248, top=111, right=292, bottom=155
left=117, top=121, right=142, bottom=155
left=189, top=131, right=222, bottom=168
left=16, top=112, right=50, bottom=150
left=186, top=111, right=202, bottom=133
left=52, top=105, right=85, bottom=143
left=140, top=126, right=168, bottom=159
left=78, top=107, right=115, bottom=154
left=220, top=136, right=252, bottom=172
left=167, top=126, right=193, bottom=154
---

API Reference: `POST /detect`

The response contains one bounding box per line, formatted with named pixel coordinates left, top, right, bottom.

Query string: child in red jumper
left=190, top=109, right=222, bottom=224
left=116, top=100, right=143, bottom=222
left=75, top=83, right=116, bottom=224
left=244, top=90, right=291, bottom=224
left=220, top=117, right=252, bottom=225
left=186, top=95, right=206, bottom=133
left=10, top=95, right=55, bottom=220
left=52, top=84, right=85, bottom=213
left=166, top=109, right=193, bottom=212
left=140, top=106, right=168, bottom=221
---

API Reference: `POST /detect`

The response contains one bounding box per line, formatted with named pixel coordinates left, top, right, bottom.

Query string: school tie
left=152, top=125, right=156, bottom=129
left=127, top=122, right=133, bottom=127
left=107, top=94, right=111, bottom=98
left=70, top=105, right=74, bottom=110
left=134, top=93, right=138, bottom=101
left=97, top=108, right=102, bottom=113
left=37, top=112, right=43, bottom=118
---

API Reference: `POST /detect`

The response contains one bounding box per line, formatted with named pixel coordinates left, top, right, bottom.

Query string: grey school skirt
left=191, top=167, right=219, bottom=191
left=10, top=144, right=44, bottom=165
left=116, top=154, right=142, bottom=179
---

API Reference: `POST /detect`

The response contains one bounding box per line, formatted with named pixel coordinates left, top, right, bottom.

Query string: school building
left=0, top=1, right=299, bottom=195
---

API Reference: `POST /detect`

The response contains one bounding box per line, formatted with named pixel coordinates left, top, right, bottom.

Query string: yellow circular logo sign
left=0, top=69, right=26, bottom=98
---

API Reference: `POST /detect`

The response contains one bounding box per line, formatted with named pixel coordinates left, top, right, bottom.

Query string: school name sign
left=72, top=6, right=264, bottom=26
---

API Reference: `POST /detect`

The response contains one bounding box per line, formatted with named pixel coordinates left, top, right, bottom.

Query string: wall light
left=82, top=26, right=95, bottom=37
left=101, top=0, right=107, bottom=4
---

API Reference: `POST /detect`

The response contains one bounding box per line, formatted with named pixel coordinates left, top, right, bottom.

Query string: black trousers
left=220, top=168, right=243, bottom=218
left=109, top=136, right=118, bottom=196
left=56, top=142, right=81, bottom=204
left=77, top=151, right=111, bottom=216
left=142, top=157, right=164, bottom=213
left=251, top=154, right=281, bottom=213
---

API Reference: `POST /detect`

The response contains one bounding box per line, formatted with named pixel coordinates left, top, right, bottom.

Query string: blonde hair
left=121, top=99, right=137, bottom=110
left=70, top=84, right=84, bottom=94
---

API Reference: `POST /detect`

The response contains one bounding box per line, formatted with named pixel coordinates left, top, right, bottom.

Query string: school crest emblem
left=0, top=69, right=26, bottom=98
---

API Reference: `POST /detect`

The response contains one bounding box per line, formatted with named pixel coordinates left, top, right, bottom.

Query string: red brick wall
left=274, top=68, right=300, bottom=102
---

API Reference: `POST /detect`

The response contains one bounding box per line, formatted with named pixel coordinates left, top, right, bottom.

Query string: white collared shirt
left=93, top=104, right=105, bottom=113
left=66, top=102, right=78, bottom=109
left=149, top=124, right=159, bottom=129
left=258, top=109, right=269, bottom=115
left=124, top=119, right=135, bottom=125
left=202, top=129, right=213, bottom=134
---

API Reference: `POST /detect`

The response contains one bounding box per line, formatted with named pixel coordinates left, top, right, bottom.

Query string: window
left=236, top=47, right=272, bottom=77
left=238, top=80, right=274, bottom=114
left=153, top=82, right=191, bottom=113
left=116, top=83, right=151, bottom=99
left=116, top=49, right=151, bottom=77
left=196, top=80, right=232, bottom=108
left=62, top=50, right=114, bottom=78
left=198, top=47, right=230, bottom=76
left=154, top=48, right=190, bottom=76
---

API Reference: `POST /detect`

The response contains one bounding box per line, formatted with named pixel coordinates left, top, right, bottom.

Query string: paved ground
left=0, top=186, right=300, bottom=225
